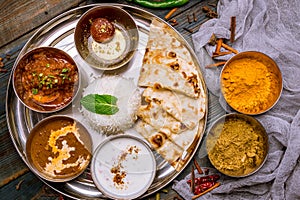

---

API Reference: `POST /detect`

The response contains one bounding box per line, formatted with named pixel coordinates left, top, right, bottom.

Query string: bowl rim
left=91, top=134, right=157, bottom=199
left=12, top=46, right=80, bottom=113
left=206, top=113, right=269, bottom=178
left=74, top=5, right=139, bottom=71
left=25, top=115, right=93, bottom=182
left=220, top=51, right=283, bottom=115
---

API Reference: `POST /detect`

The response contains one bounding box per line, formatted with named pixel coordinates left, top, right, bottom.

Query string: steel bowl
left=12, top=47, right=80, bottom=113
left=25, top=115, right=92, bottom=182
left=220, top=51, right=282, bottom=115
left=206, top=113, right=269, bottom=177
left=74, top=5, right=139, bottom=70
left=91, top=135, right=156, bottom=199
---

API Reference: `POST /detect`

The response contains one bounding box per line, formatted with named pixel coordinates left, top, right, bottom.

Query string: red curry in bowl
left=13, top=47, right=79, bottom=112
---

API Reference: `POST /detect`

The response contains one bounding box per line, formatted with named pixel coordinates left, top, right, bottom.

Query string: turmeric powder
left=221, top=57, right=281, bottom=114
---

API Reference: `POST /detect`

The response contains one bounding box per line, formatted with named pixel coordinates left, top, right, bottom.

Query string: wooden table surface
left=0, top=0, right=221, bottom=199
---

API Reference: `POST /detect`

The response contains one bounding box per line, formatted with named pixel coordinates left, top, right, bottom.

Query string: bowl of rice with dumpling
left=80, top=75, right=141, bottom=135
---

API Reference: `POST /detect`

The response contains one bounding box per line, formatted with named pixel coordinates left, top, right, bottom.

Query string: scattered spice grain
left=204, top=168, right=209, bottom=175
left=193, top=12, right=197, bottom=22
left=173, top=196, right=183, bottom=200
left=165, top=7, right=178, bottom=20
left=187, top=14, right=192, bottom=23
left=0, top=57, right=4, bottom=68
left=208, top=33, right=217, bottom=45
left=171, top=21, right=179, bottom=26
left=15, top=179, right=24, bottom=190
left=202, top=6, right=211, bottom=13
left=202, top=6, right=218, bottom=18
left=156, top=193, right=160, bottom=200
left=208, top=2, right=217, bottom=7
left=183, top=27, right=194, bottom=33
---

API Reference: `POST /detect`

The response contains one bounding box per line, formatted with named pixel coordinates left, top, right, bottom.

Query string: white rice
left=81, top=75, right=141, bottom=135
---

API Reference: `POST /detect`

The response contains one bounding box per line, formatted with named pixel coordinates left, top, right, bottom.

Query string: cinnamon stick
left=191, top=165, right=195, bottom=193
left=187, top=14, right=192, bottom=23
left=212, top=51, right=232, bottom=58
left=165, top=8, right=178, bottom=20
left=230, top=16, right=236, bottom=43
left=208, top=33, right=217, bottom=46
left=183, top=27, right=194, bottom=33
left=205, top=61, right=226, bottom=68
left=193, top=12, right=197, bottom=22
left=192, top=182, right=220, bottom=199
left=0, top=68, right=7, bottom=72
left=214, top=38, right=223, bottom=54
left=193, top=159, right=203, bottom=174
left=221, top=43, right=238, bottom=54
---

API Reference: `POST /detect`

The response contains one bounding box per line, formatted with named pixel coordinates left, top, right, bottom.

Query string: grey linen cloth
left=172, top=0, right=300, bottom=199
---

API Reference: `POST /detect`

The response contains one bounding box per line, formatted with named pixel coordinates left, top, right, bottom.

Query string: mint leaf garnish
left=80, top=94, right=119, bottom=115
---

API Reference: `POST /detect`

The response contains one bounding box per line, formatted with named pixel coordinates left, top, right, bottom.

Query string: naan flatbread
left=138, top=49, right=201, bottom=98
left=143, top=87, right=206, bottom=129
left=135, top=121, right=183, bottom=169
left=137, top=100, right=187, bottom=134
left=138, top=18, right=202, bottom=99
left=135, top=19, right=207, bottom=171
left=147, top=18, right=194, bottom=62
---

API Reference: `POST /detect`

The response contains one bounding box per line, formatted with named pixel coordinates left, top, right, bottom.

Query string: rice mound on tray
left=81, top=75, right=141, bottom=135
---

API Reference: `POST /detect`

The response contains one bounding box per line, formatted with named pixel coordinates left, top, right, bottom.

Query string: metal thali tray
left=6, top=3, right=208, bottom=199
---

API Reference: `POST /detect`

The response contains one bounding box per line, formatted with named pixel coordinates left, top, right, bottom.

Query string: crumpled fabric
left=172, top=0, right=300, bottom=199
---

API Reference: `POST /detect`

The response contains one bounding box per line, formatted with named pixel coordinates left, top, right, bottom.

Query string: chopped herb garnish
left=62, top=68, right=69, bottom=73
left=46, top=63, right=50, bottom=68
left=80, top=94, right=119, bottom=115
left=32, top=88, right=38, bottom=95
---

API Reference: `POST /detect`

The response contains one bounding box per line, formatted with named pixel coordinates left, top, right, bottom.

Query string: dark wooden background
left=0, top=0, right=219, bottom=199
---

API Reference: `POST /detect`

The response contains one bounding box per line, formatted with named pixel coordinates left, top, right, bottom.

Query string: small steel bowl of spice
left=206, top=113, right=269, bottom=177
left=91, top=135, right=156, bottom=199
left=12, top=47, right=80, bottom=113
left=74, top=5, right=139, bottom=70
left=220, top=51, right=282, bottom=115
left=25, top=115, right=92, bottom=182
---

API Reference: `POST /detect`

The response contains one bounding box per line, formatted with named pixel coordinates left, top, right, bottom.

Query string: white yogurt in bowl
left=91, top=135, right=156, bottom=199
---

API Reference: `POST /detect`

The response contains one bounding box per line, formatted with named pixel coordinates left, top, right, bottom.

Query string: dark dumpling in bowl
left=90, top=18, right=115, bottom=43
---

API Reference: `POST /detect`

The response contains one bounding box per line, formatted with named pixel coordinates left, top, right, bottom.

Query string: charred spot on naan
left=181, top=71, right=187, bottom=79
left=169, top=62, right=180, bottom=71
left=187, top=73, right=200, bottom=97
left=167, top=51, right=177, bottom=58
left=150, top=131, right=168, bottom=149
left=153, top=83, right=162, bottom=90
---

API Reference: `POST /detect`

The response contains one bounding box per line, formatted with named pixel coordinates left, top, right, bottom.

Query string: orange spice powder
left=221, top=58, right=281, bottom=114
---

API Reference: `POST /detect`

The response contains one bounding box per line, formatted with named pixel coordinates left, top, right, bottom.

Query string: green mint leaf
left=80, top=94, right=119, bottom=115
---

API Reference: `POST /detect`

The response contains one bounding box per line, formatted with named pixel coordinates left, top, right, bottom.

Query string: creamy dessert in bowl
left=91, top=135, right=156, bottom=199
left=74, top=5, right=139, bottom=70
